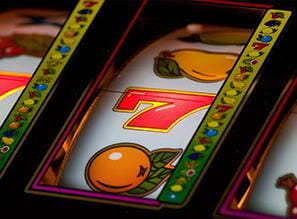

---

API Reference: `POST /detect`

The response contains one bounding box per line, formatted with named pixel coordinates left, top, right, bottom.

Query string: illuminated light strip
left=28, top=0, right=161, bottom=208
left=0, top=0, right=105, bottom=177
left=194, top=0, right=273, bottom=8
left=159, top=9, right=291, bottom=206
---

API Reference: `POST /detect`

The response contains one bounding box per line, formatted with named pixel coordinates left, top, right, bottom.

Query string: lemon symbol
left=154, top=49, right=238, bottom=82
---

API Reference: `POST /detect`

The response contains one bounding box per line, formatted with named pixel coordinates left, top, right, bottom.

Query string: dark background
left=0, top=0, right=297, bottom=218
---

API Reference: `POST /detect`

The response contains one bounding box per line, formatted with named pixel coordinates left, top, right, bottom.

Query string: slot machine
left=1, top=0, right=297, bottom=218
left=0, top=0, right=75, bottom=175
left=217, top=80, right=297, bottom=218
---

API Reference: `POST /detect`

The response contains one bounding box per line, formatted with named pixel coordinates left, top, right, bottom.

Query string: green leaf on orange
left=126, top=149, right=182, bottom=196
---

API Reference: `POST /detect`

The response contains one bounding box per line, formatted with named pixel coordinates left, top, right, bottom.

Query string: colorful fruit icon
left=18, top=106, right=30, bottom=113
left=14, top=114, right=25, bottom=121
left=33, top=83, right=48, bottom=91
left=265, top=20, right=281, bottom=27
left=222, top=96, right=236, bottom=105
left=56, top=46, right=71, bottom=53
left=207, top=121, right=220, bottom=128
left=231, top=81, right=245, bottom=89
left=234, top=73, right=248, bottom=81
left=61, top=38, right=75, bottom=46
left=2, top=137, right=14, bottom=145
left=211, top=112, right=225, bottom=120
left=51, top=53, right=64, bottom=60
left=85, top=143, right=182, bottom=196
left=271, top=12, right=285, bottom=19
left=257, top=34, right=272, bottom=43
left=154, top=49, right=238, bottom=82
left=83, top=1, right=98, bottom=7
left=171, top=184, right=183, bottom=192
left=1, top=146, right=9, bottom=153
left=194, top=144, right=206, bottom=152
left=24, top=99, right=35, bottom=106
left=260, top=27, right=277, bottom=34
left=247, top=51, right=264, bottom=58
left=64, top=31, right=78, bottom=38
left=86, top=144, right=151, bottom=193
left=8, top=122, right=21, bottom=129
left=225, top=89, right=239, bottom=96
left=78, top=9, right=93, bottom=15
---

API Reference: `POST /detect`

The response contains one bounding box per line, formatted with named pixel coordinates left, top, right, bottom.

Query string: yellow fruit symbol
left=154, top=49, right=238, bottom=82
left=85, top=143, right=182, bottom=196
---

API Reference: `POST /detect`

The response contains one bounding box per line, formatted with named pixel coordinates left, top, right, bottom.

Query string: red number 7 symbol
left=113, top=87, right=215, bottom=132
left=0, top=71, right=31, bottom=100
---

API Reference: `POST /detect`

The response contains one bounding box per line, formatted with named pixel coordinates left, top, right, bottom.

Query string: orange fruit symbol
left=85, top=143, right=152, bottom=193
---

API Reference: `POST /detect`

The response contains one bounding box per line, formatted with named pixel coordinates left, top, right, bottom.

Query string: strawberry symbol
left=271, top=12, right=285, bottom=19
left=83, top=0, right=98, bottom=7
left=216, top=104, right=233, bottom=113
left=75, top=16, right=87, bottom=22
left=199, top=137, right=208, bottom=144
left=43, top=69, right=49, bottom=75
left=14, top=115, right=25, bottom=121
left=29, top=91, right=37, bottom=98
